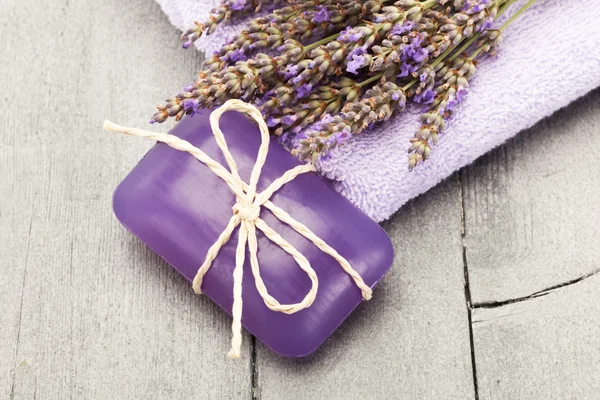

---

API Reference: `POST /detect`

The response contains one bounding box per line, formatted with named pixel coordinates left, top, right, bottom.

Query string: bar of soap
left=113, top=108, right=394, bottom=357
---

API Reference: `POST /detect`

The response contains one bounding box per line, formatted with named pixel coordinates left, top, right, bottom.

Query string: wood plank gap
left=473, top=268, right=600, bottom=310
left=9, top=215, right=33, bottom=400
left=458, top=171, right=480, bottom=400
left=250, top=336, right=260, bottom=399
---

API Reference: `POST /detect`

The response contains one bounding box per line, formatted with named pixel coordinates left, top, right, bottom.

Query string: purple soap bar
left=113, top=108, right=394, bottom=357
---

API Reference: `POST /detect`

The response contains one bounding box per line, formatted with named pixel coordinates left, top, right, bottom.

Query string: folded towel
left=155, top=0, right=600, bottom=222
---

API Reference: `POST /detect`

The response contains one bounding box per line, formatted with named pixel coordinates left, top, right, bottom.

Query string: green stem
left=500, top=0, right=537, bottom=31
left=467, top=0, right=537, bottom=60
left=402, top=80, right=418, bottom=91
left=435, top=43, right=461, bottom=65
left=358, top=73, right=384, bottom=88
left=496, top=0, right=519, bottom=18
left=305, top=32, right=341, bottom=51
left=448, top=0, right=517, bottom=63
left=468, top=45, right=486, bottom=60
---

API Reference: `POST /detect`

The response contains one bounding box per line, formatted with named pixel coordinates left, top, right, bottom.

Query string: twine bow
left=104, top=99, right=372, bottom=358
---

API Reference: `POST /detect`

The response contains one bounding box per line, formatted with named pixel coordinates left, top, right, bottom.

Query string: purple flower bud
left=339, top=26, right=363, bottom=43
left=413, top=48, right=428, bottom=63
left=182, top=99, right=196, bottom=112
left=348, top=46, right=367, bottom=59
left=284, top=65, right=299, bottom=80
left=228, top=49, right=247, bottom=62
left=282, top=115, right=297, bottom=125
left=347, top=53, right=368, bottom=75
left=231, top=0, right=246, bottom=11
left=314, top=6, right=330, bottom=23
left=398, top=63, right=417, bottom=78
left=447, top=99, right=459, bottom=111
left=391, top=21, right=415, bottom=36
left=297, top=83, right=312, bottom=98
left=456, top=88, right=468, bottom=102
left=414, top=89, right=435, bottom=104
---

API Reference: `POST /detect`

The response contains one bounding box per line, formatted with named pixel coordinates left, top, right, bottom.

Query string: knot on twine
left=233, top=201, right=260, bottom=222
left=103, top=99, right=372, bottom=360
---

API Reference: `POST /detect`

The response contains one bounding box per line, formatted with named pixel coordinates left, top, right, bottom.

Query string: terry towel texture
left=155, top=0, right=600, bottom=222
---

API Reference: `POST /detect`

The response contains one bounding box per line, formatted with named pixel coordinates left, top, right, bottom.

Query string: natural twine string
left=104, top=99, right=372, bottom=359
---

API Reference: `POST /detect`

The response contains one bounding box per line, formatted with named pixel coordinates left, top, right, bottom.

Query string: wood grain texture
left=256, top=179, right=476, bottom=400
left=0, top=1, right=251, bottom=399
left=3, top=0, right=600, bottom=399
left=472, top=272, right=600, bottom=400
left=463, top=88, right=600, bottom=304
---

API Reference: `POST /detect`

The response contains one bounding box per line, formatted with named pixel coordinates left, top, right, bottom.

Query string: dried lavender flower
left=154, top=0, right=538, bottom=170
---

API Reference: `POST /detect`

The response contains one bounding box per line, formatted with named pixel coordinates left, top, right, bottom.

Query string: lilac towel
left=155, top=0, right=600, bottom=222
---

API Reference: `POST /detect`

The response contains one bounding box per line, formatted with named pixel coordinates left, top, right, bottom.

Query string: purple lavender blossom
left=401, top=33, right=427, bottom=63
left=230, top=0, right=246, bottom=11
left=157, top=0, right=534, bottom=170
left=456, top=88, right=468, bottom=102
left=297, top=83, right=312, bottom=98
left=227, top=49, right=247, bottom=62
left=339, top=26, right=363, bottom=43
left=313, top=114, right=335, bottom=131
left=463, top=0, right=492, bottom=14
left=398, top=63, right=417, bottom=78
left=284, top=65, right=299, bottom=80
left=414, top=89, right=435, bottom=104
left=412, top=48, right=428, bottom=63
left=314, top=6, right=330, bottom=23
left=347, top=48, right=368, bottom=74
left=182, top=99, right=196, bottom=112
left=479, top=17, right=494, bottom=32
left=446, top=98, right=459, bottom=111
left=282, top=115, right=297, bottom=126
left=391, top=21, right=415, bottom=36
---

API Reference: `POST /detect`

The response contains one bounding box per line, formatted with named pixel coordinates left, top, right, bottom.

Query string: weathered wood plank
left=463, top=88, right=600, bottom=304
left=256, top=178, right=476, bottom=400
left=0, top=1, right=251, bottom=398
left=472, top=271, right=600, bottom=399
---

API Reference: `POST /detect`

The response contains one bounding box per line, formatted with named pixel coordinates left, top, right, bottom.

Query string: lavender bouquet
left=151, top=0, right=536, bottom=170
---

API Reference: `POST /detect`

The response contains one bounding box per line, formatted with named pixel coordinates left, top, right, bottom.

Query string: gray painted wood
left=256, top=179, right=476, bottom=400
left=472, top=271, right=600, bottom=400
left=0, top=1, right=250, bottom=399
left=3, top=0, right=600, bottom=399
left=463, top=89, right=600, bottom=304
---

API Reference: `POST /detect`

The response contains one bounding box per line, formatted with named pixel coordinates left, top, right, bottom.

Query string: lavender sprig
left=408, top=56, right=475, bottom=169
left=154, top=0, right=537, bottom=171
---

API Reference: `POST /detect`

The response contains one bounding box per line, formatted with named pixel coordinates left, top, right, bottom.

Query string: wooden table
left=1, top=1, right=599, bottom=398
